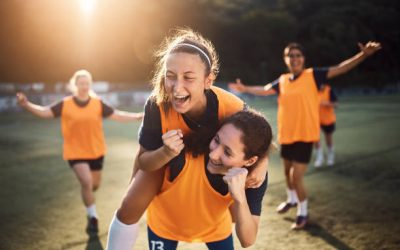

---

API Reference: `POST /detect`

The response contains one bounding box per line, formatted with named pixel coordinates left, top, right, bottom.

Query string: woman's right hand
left=162, top=129, right=184, bottom=157
left=16, top=92, right=28, bottom=107
left=228, top=78, right=247, bottom=93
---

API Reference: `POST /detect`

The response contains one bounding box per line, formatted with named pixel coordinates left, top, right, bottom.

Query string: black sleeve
left=138, top=98, right=163, bottom=150
left=270, top=78, right=280, bottom=95
left=330, top=89, right=338, bottom=102
left=246, top=173, right=268, bottom=216
left=313, top=67, right=329, bottom=90
left=101, top=100, right=115, bottom=118
left=50, top=100, right=63, bottom=117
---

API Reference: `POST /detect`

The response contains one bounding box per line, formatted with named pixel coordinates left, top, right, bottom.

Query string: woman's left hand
left=358, top=41, right=382, bottom=57
left=224, top=168, right=248, bottom=203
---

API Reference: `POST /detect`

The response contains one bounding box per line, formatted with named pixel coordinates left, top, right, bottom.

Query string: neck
left=76, top=93, right=90, bottom=101
left=291, top=68, right=304, bottom=76
left=185, top=95, right=207, bottom=121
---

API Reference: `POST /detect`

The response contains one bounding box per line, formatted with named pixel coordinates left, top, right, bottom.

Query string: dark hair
left=184, top=109, right=273, bottom=163
left=283, top=42, right=305, bottom=57
left=221, top=110, right=272, bottom=161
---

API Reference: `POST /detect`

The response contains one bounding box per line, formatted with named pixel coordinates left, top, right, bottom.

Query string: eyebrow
left=166, top=70, right=196, bottom=75
left=224, top=145, right=234, bottom=156
left=217, top=134, right=235, bottom=156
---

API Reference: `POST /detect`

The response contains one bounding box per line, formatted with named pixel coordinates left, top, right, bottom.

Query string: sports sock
left=286, top=189, right=298, bottom=204
left=297, top=199, right=308, bottom=216
left=86, top=204, right=98, bottom=218
left=107, top=212, right=139, bottom=250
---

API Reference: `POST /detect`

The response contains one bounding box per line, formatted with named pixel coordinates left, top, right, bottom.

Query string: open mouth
left=173, top=94, right=190, bottom=105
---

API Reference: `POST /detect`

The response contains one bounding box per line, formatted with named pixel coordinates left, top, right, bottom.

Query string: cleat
left=291, top=215, right=308, bottom=230
left=86, top=217, right=99, bottom=234
left=276, top=202, right=297, bottom=214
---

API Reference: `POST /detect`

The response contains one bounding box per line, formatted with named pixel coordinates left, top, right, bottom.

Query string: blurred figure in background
left=229, top=41, right=381, bottom=229
left=16, top=69, right=143, bottom=234
left=314, top=83, right=338, bottom=167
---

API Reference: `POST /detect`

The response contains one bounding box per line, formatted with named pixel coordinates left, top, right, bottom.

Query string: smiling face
left=164, top=52, right=212, bottom=119
left=207, top=123, right=257, bottom=175
left=284, top=48, right=305, bottom=75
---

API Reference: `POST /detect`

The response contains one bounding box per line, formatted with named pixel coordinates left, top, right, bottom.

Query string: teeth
left=211, top=160, right=222, bottom=166
left=174, top=94, right=188, bottom=98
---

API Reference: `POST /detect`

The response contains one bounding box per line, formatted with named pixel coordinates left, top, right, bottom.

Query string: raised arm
left=327, top=41, right=381, bottom=79
left=108, top=110, right=144, bottom=122
left=228, top=78, right=277, bottom=96
left=138, top=129, right=184, bottom=172
left=16, top=92, right=54, bottom=119
left=224, top=168, right=260, bottom=248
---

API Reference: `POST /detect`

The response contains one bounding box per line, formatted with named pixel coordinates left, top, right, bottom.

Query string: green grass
left=0, top=94, right=399, bottom=249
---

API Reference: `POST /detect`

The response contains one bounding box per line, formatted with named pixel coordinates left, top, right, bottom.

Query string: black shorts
left=321, top=123, right=336, bottom=134
left=281, top=142, right=313, bottom=164
left=68, top=156, right=104, bottom=171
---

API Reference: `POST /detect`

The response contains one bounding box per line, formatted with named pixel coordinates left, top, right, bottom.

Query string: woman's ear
left=244, top=156, right=258, bottom=167
left=205, top=73, right=215, bottom=90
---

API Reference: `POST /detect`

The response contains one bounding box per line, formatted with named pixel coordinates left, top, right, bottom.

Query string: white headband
left=174, top=43, right=211, bottom=67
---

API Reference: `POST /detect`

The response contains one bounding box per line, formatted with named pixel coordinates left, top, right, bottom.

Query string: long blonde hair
left=68, top=69, right=96, bottom=97
left=150, top=28, right=220, bottom=108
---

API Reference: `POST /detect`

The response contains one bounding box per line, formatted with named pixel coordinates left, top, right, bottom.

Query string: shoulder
left=211, top=86, right=244, bottom=116
left=144, top=96, right=160, bottom=112
left=63, top=95, right=73, bottom=102
left=210, top=86, right=243, bottom=105
left=91, top=95, right=102, bottom=103
left=305, top=68, right=314, bottom=74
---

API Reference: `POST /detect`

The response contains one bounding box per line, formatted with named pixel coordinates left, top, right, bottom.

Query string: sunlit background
left=0, top=0, right=399, bottom=87
left=1, top=1, right=400, bottom=249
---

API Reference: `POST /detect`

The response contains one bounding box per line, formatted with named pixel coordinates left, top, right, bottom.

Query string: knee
left=117, top=203, right=140, bottom=224
left=92, top=183, right=100, bottom=191
left=80, top=180, right=93, bottom=191
left=292, top=174, right=304, bottom=186
left=284, top=168, right=291, bottom=177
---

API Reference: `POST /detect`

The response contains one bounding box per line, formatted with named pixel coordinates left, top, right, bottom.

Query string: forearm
left=244, top=85, right=276, bottom=96
left=22, top=102, right=53, bottom=118
left=138, top=146, right=176, bottom=171
left=109, top=110, right=143, bottom=122
left=234, top=201, right=258, bottom=248
left=327, top=51, right=368, bottom=79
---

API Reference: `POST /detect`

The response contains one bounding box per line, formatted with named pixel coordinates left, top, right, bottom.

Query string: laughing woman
left=146, top=109, right=273, bottom=249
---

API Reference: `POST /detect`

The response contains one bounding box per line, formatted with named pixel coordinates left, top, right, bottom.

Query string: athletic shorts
left=147, top=226, right=233, bottom=250
left=68, top=156, right=104, bottom=171
left=281, top=142, right=313, bottom=164
left=321, top=123, right=336, bottom=134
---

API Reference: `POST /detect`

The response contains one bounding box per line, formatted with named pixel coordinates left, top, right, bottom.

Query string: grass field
left=0, top=94, right=400, bottom=250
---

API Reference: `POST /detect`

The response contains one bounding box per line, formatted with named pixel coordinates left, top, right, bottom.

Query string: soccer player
left=16, top=69, right=143, bottom=233
left=229, top=41, right=381, bottom=229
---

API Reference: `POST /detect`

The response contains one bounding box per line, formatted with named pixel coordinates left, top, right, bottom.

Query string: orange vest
left=147, top=86, right=243, bottom=242
left=61, top=96, right=106, bottom=160
left=277, top=68, right=320, bottom=144
left=319, top=85, right=336, bottom=125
